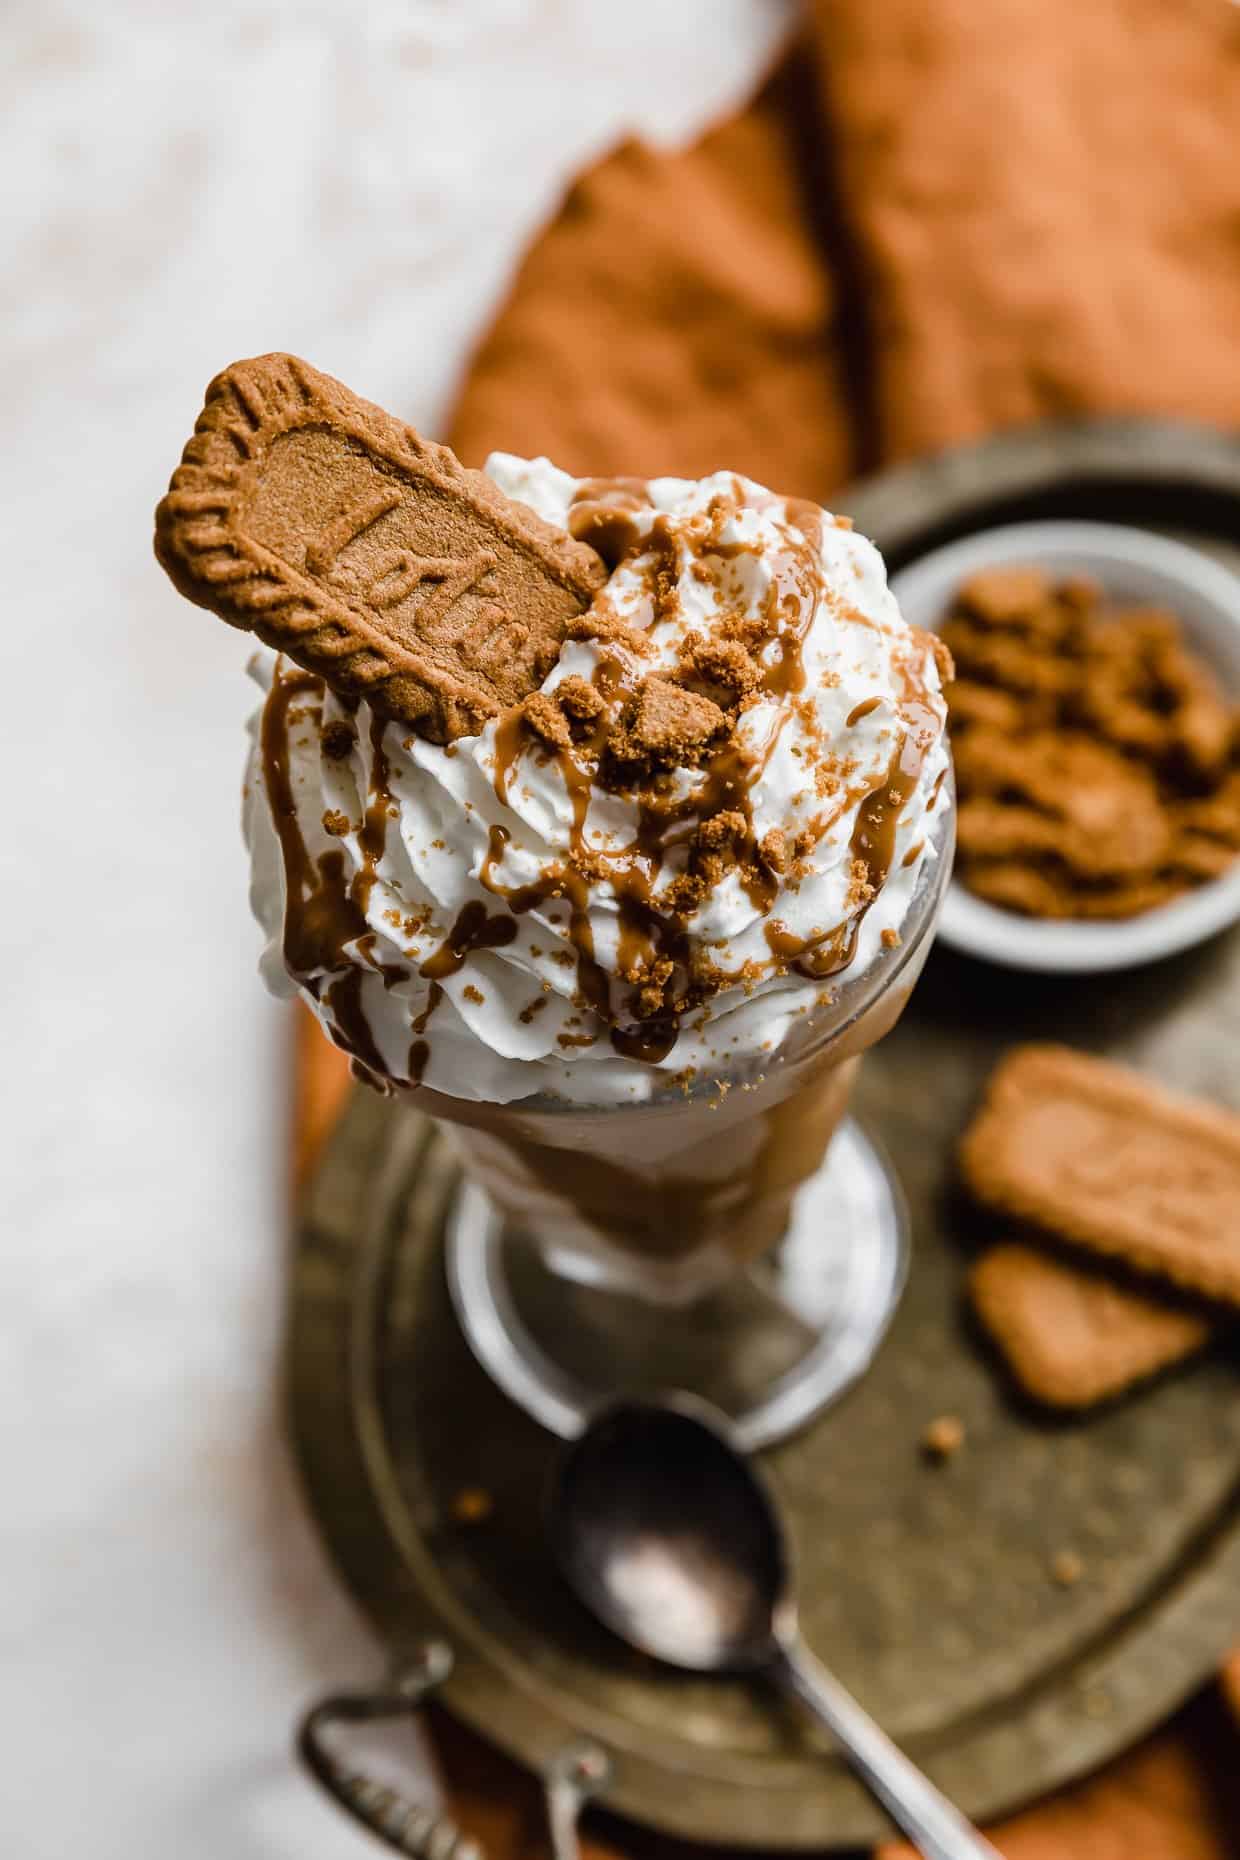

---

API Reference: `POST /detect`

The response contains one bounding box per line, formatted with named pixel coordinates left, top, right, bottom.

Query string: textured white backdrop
left=1, top=3, right=791, bottom=1854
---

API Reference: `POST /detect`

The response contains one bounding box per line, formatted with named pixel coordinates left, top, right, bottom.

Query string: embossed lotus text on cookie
left=154, top=354, right=606, bottom=740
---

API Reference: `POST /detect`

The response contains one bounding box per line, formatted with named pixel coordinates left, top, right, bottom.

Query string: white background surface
left=1, top=4, right=791, bottom=1854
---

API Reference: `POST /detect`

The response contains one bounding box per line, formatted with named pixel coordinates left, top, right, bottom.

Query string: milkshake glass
left=418, top=791, right=952, bottom=1446
left=234, top=449, right=954, bottom=1445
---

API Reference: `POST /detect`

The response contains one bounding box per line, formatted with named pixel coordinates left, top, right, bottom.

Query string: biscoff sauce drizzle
left=260, top=664, right=387, bottom=1082
left=477, top=481, right=898, bottom=1066
left=407, top=981, right=443, bottom=1084
left=419, top=900, right=517, bottom=980
left=268, top=475, right=943, bottom=1085
left=761, top=722, right=930, bottom=982
left=350, top=714, right=411, bottom=992
left=353, top=712, right=392, bottom=915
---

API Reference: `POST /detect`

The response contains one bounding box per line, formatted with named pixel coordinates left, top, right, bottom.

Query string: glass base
left=445, top=1117, right=908, bottom=1451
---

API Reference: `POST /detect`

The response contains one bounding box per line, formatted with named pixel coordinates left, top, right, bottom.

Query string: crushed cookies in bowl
left=943, top=566, right=1240, bottom=921
left=890, top=519, right=1240, bottom=971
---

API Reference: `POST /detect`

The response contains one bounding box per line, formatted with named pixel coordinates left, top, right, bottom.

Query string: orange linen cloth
left=296, top=1, right=1240, bottom=1851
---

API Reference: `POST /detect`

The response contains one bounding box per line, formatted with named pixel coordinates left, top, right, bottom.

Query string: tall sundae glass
left=244, top=455, right=953, bottom=1444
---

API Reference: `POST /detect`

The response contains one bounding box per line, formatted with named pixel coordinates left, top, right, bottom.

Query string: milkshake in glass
left=242, top=455, right=952, bottom=1440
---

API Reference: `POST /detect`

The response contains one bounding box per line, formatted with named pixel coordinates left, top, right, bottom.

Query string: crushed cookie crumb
left=607, top=676, right=726, bottom=774
left=557, top=674, right=606, bottom=725
left=322, top=809, right=351, bottom=837
left=921, top=1415, right=965, bottom=1461
left=565, top=610, right=655, bottom=656
left=450, top=1488, right=493, bottom=1525
left=521, top=690, right=573, bottom=751
left=679, top=633, right=761, bottom=703
left=321, top=720, right=355, bottom=760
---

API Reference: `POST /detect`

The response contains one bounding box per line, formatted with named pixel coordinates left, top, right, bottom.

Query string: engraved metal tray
left=288, top=420, right=1240, bottom=1850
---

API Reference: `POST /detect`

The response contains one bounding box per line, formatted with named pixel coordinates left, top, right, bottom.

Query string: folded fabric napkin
left=297, top=1, right=1240, bottom=1850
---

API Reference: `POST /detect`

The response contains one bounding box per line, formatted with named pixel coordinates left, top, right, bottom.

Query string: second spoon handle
left=774, top=1639, right=1004, bottom=1860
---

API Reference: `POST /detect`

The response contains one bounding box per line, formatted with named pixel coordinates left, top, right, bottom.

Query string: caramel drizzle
left=760, top=731, right=925, bottom=982
left=419, top=900, right=517, bottom=980
left=407, top=981, right=443, bottom=1085
left=351, top=713, right=409, bottom=990
left=567, top=478, right=654, bottom=569
left=764, top=915, right=860, bottom=981
left=260, top=666, right=388, bottom=1082
left=490, top=704, right=527, bottom=810
left=477, top=484, right=838, bottom=1065
left=353, top=711, right=392, bottom=919
left=851, top=732, right=928, bottom=900
left=927, top=765, right=948, bottom=813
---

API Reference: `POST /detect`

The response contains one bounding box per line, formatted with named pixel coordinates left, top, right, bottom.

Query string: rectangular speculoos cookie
left=970, top=1243, right=1211, bottom=1409
left=961, top=1044, right=1240, bottom=1308
left=154, top=354, right=606, bottom=743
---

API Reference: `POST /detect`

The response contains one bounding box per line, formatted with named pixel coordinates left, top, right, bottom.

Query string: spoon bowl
left=549, top=1396, right=1002, bottom=1860
left=550, top=1394, right=788, bottom=1671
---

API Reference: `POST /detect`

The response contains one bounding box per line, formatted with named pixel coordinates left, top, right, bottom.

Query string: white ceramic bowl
left=891, top=520, right=1240, bottom=973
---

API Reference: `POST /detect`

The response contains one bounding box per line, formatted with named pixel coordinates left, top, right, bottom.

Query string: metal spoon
left=548, top=1396, right=1003, bottom=1860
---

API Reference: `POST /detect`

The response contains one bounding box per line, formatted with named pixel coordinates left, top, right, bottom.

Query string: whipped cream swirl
left=245, top=456, right=950, bottom=1104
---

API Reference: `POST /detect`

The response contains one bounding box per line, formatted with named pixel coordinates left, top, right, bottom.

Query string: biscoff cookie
left=961, top=1045, right=1240, bottom=1308
left=970, top=1242, right=1211, bottom=1409
left=155, top=354, right=605, bottom=741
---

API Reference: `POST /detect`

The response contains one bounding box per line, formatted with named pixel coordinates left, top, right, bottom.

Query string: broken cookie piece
left=607, top=676, right=727, bottom=772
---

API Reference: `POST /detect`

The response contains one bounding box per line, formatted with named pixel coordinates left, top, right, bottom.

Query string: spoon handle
left=775, top=1641, right=1004, bottom=1860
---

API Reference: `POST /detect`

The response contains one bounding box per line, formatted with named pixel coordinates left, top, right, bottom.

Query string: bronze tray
left=288, top=418, right=1240, bottom=1850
